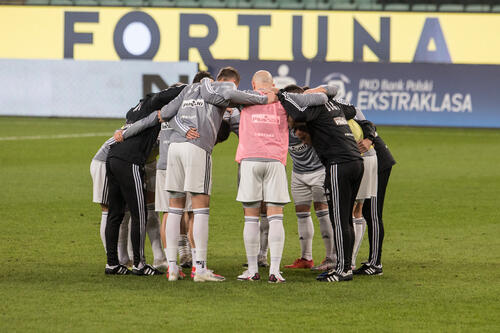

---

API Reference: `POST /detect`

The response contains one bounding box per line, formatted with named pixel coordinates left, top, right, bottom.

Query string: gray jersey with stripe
left=157, top=122, right=174, bottom=170
left=160, top=78, right=267, bottom=154
left=288, top=129, right=324, bottom=174
left=92, top=112, right=163, bottom=162
left=92, top=137, right=116, bottom=162
left=223, top=107, right=241, bottom=137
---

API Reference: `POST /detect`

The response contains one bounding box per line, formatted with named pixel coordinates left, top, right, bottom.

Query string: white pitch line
left=0, top=132, right=112, bottom=141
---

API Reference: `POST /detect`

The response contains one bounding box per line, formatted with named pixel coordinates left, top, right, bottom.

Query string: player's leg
left=237, top=160, right=264, bottom=281
left=285, top=170, right=314, bottom=269
left=258, top=203, right=269, bottom=267
left=351, top=200, right=366, bottom=269
left=359, top=166, right=390, bottom=274
left=318, top=160, right=363, bottom=282
left=90, top=159, right=109, bottom=251
left=311, top=168, right=336, bottom=271
left=164, top=143, right=188, bottom=280
left=117, top=211, right=131, bottom=266
left=99, top=205, right=108, bottom=250
left=374, top=167, right=391, bottom=266
left=183, top=143, right=223, bottom=282
left=313, top=201, right=336, bottom=270
left=117, top=162, right=151, bottom=273
left=179, top=211, right=192, bottom=268
left=263, top=162, right=290, bottom=283
left=165, top=195, right=186, bottom=280
left=355, top=155, right=382, bottom=275
left=155, top=169, right=169, bottom=261
left=239, top=203, right=261, bottom=281
left=144, top=163, right=167, bottom=270
left=104, top=159, right=129, bottom=274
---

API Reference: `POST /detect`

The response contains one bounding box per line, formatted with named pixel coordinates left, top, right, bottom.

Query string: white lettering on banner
left=182, top=99, right=204, bottom=108
left=251, top=114, right=280, bottom=124
left=357, top=92, right=472, bottom=113
left=355, top=78, right=472, bottom=113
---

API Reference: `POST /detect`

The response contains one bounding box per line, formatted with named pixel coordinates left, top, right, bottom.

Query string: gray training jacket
left=160, top=78, right=268, bottom=154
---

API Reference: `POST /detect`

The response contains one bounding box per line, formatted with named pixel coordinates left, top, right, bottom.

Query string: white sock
left=268, top=214, right=285, bottom=275
left=193, top=208, right=210, bottom=273
left=296, top=212, right=314, bottom=261
left=146, top=206, right=165, bottom=263
left=244, top=216, right=260, bottom=274
left=117, top=214, right=130, bottom=265
left=352, top=217, right=366, bottom=267
left=192, top=248, right=199, bottom=271
left=259, top=214, right=269, bottom=258
left=166, top=207, right=183, bottom=272
left=317, top=209, right=335, bottom=261
left=100, top=211, right=108, bottom=251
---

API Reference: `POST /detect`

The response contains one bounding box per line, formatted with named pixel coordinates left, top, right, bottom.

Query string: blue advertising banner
left=206, top=60, right=500, bottom=128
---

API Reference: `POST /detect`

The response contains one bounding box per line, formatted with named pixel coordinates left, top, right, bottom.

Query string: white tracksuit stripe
left=370, top=196, right=380, bottom=266
left=330, top=164, right=344, bottom=274
left=132, top=165, right=146, bottom=264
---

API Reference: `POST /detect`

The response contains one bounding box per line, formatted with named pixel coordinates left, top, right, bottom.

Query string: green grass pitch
left=0, top=116, right=499, bottom=332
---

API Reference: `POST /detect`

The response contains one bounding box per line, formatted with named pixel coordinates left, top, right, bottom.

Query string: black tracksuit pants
left=105, top=157, right=147, bottom=268
left=362, top=166, right=392, bottom=267
left=324, top=159, right=364, bottom=274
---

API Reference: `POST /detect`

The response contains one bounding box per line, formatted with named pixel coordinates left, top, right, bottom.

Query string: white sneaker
left=153, top=259, right=168, bottom=272
left=237, top=270, right=261, bottom=281
left=193, top=270, right=225, bottom=282
left=268, top=272, right=286, bottom=283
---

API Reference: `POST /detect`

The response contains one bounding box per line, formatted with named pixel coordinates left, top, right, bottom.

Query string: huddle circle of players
left=90, top=67, right=396, bottom=283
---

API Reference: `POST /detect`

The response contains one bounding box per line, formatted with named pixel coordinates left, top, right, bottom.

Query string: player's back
left=170, top=83, right=225, bottom=154
left=236, top=100, right=288, bottom=165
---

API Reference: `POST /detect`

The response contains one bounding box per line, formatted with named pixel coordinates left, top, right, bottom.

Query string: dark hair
left=283, top=84, right=304, bottom=94
left=302, top=86, right=310, bottom=91
left=192, top=71, right=214, bottom=83
left=216, top=67, right=240, bottom=85
left=216, top=120, right=231, bottom=144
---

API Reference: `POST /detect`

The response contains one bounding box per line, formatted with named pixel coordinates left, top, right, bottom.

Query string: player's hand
left=266, top=91, right=278, bottom=104
left=357, top=138, right=372, bottom=153
left=113, top=130, right=124, bottom=142
left=186, top=128, right=200, bottom=140
left=157, top=110, right=164, bottom=123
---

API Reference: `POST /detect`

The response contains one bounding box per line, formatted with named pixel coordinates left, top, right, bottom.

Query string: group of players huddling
left=90, top=67, right=395, bottom=283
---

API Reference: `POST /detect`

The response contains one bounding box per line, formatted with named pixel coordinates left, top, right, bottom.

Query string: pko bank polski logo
left=323, top=73, right=353, bottom=104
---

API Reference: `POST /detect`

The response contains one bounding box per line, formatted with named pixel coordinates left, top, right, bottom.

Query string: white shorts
left=357, top=154, right=378, bottom=200
left=145, top=161, right=156, bottom=192
left=236, top=160, right=290, bottom=204
left=291, top=168, right=327, bottom=206
left=166, top=142, right=212, bottom=195
left=90, top=159, right=108, bottom=205
left=155, top=169, right=193, bottom=212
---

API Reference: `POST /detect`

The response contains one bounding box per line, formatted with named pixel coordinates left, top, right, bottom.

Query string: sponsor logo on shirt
left=182, top=99, right=205, bottom=108
left=334, top=117, right=348, bottom=126
left=180, top=115, right=197, bottom=120
left=255, top=132, right=275, bottom=138
left=251, top=114, right=280, bottom=124
left=289, top=143, right=307, bottom=153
